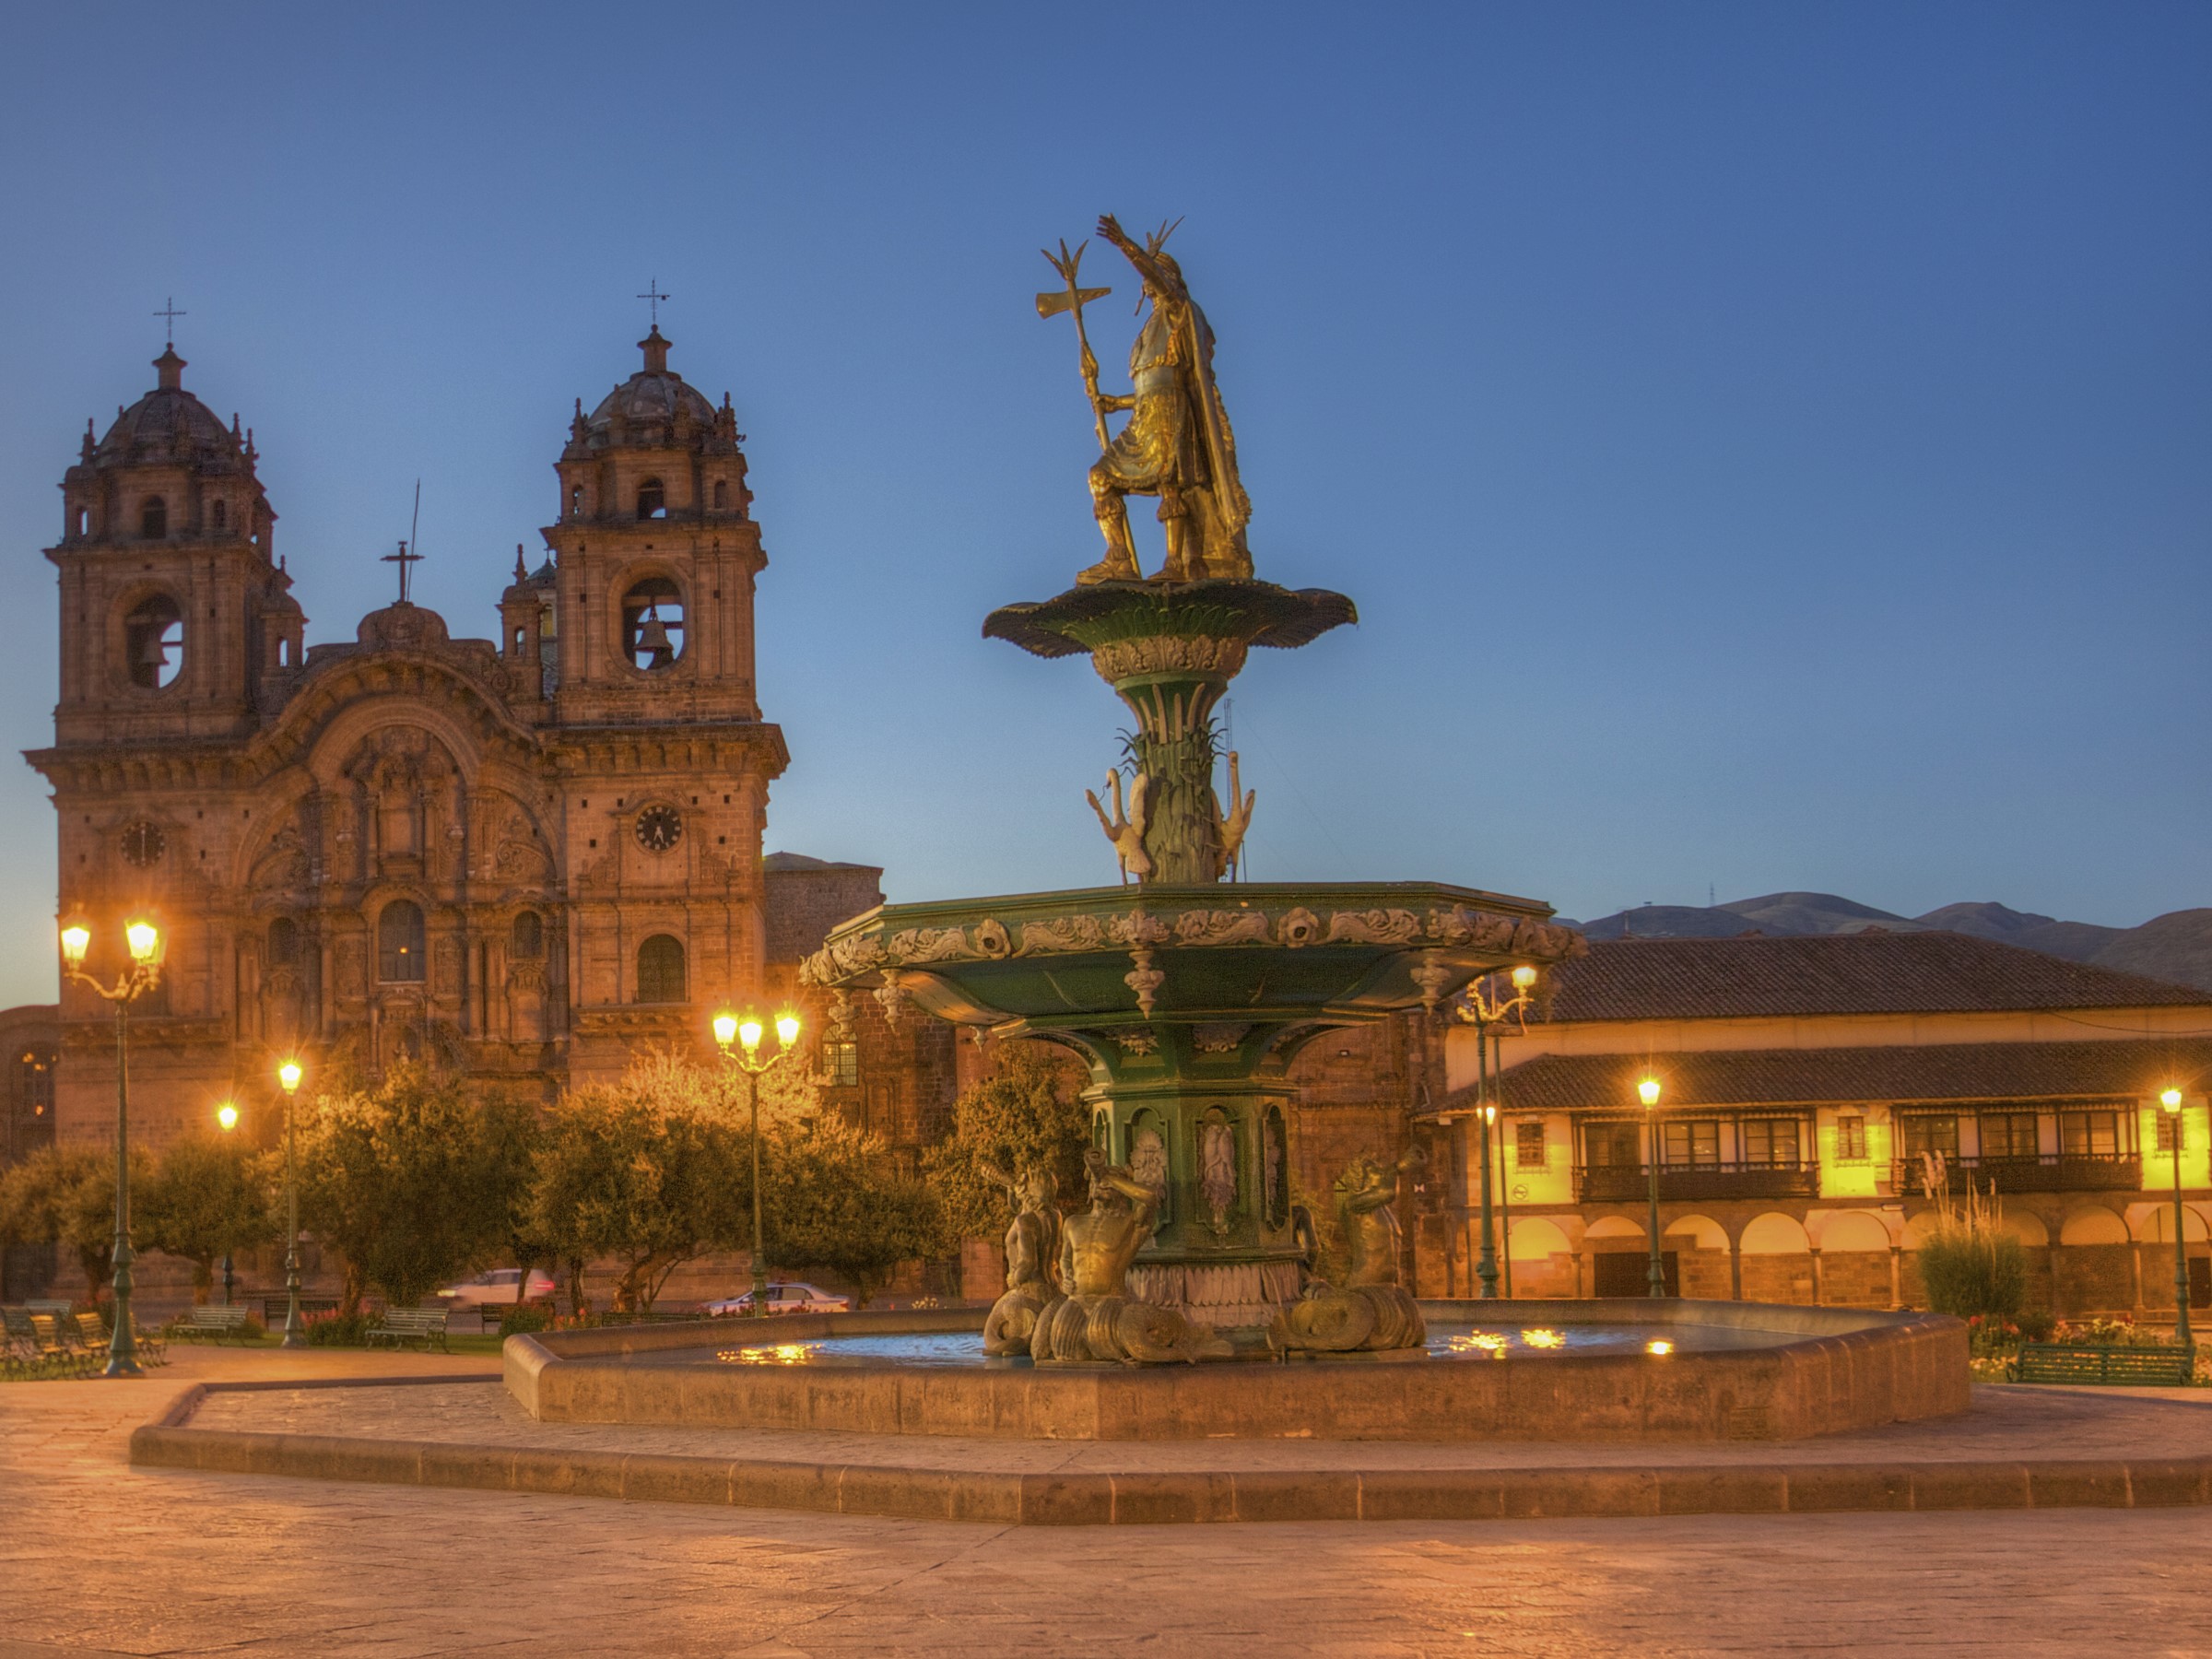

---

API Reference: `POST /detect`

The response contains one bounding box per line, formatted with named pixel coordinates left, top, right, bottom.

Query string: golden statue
left=980, top=1162, right=1062, bottom=1357
left=1272, top=1149, right=1427, bottom=1355
left=1039, top=217, right=1253, bottom=586
left=1030, top=1148, right=1230, bottom=1364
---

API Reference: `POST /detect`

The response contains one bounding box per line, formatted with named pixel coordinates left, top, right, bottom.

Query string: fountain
left=505, top=216, right=1965, bottom=1444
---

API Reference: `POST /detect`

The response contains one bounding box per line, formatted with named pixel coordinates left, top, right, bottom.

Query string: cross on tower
left=636, top=277, right=670, bottom=327
left=382, top=539, right=422, bottom=605
left=153, top=298, right=187, bottom=346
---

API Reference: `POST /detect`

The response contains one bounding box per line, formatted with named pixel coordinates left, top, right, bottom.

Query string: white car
left=437, top=1267, right=557, bottom=1308
left=703, top=1282, right=852, bottom=1316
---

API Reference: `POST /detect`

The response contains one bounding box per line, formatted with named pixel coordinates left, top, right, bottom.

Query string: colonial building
left=29, top=328, right=801, bottom=1150
left=1435, top=932, right=2212, bottom=1317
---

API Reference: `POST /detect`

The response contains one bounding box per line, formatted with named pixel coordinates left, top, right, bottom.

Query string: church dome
left=571, top=327, right=734, bottom=454
left=88, top=347, right=245, bottom=471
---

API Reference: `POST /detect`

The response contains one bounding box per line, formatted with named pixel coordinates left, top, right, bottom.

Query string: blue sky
left=0, top=4, right=2206, bottom=1006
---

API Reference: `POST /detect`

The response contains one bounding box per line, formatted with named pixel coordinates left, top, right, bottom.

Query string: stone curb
left=128, top=1408, right=2212, bottom=1527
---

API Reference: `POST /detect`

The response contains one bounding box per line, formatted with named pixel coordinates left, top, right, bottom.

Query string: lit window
left=1834, top=1114, right=1867, bottom=1161
left=378, top=900, right=426, bottom=982
left=1514, top=1122, right=1547, bottom=1170
left=826, top=1040, right=859, bottom=1088
left=1742, top=1118, right=1801, bottom=1168
left=1663, top=1119, right=1720, bottom=1168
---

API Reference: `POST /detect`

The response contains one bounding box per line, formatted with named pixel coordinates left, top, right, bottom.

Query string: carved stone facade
left=30, top=331, right=791, bottom=1149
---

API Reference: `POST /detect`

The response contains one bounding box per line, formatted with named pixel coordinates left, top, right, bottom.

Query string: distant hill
left=1572, top=893, right=2212, bottom=992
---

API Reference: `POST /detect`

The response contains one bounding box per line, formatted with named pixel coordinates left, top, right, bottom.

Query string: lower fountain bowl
left=506, top=1298, right=1967, bottom=1442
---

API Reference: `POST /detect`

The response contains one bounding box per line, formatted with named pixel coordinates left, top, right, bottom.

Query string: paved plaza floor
left=6, top=1348, right=2212, bottom=1656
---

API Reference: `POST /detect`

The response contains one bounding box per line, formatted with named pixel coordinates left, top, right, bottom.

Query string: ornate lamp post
left=1639, top=1075, right=1665, bottom=1298
left=58, top=914, right=163, bottom=1377
left=713, top=1009, right=802, bottom=1313
left=1457, top=966, right=1538, bottom=1300
left=2163, top=1087, right=2192, bottom=1350
left=215, top=1100, right=239, bottom=1306
left=276, top=1058, right=304, bottom=1347
left=1486, top=1100, right=1514, bottom=1299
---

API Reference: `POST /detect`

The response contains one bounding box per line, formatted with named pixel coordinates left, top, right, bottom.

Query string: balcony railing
left=1573, top=1161, right=1822, bottom=1204
left=1893, top=1153, right=2141, bottom=1195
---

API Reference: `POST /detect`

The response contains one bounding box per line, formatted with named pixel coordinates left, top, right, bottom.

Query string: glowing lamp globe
left=712, top=1012, right=739, bottom=1049
left=216, top=1102, right=239, bottom=1133
left=774, top=1011, right=801, bottom=1048
left=1638, top=1077, right=1662, bottom=1109
left=277, top=1059, right=302, bottom=1094
left=59, top=923, right=90, bottom=968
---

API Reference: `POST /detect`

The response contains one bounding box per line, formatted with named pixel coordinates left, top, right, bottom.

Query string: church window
left=570, top=484, right=584, bottom=519
left=512, top=911, right=543, bottom=959
left=636, top=477, right=666, bottom=520
left=825, top=1040, right=859, bottom=1088
left=267, top=916, right=300, bottom=968
left=75, top=507, right=88, bottom=537
left=620, top=577, right=684, bottom=671
left=378, top=900, right=427, bottom=982
left=212, top=500, right=228, bottom=532
left=712, top=480, right=727, bottom=510
left=124, top=594, right=184, bottom=689
left=635, top=935, right=686, bottom=1004
left=140, top=497, right=167, bottom=539
left=278, top=638, right=291, bottom=667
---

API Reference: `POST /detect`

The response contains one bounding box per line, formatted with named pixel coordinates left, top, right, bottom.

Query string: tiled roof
left=1452, top=1038, right=2212, bottom=1114
left=1527, top=932, right=2209, bottom=1022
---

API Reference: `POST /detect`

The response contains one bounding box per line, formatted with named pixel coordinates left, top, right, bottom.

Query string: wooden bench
left=66, top=1309, right=165, bottom=1366
left=2011, top=1342, right=2196, bottom=1386
left=3, top=1306, right=85, bottom=1378
left=367, top=1307, right=450, bottom=1352
left=171, top=1305, right=258, bottom=1344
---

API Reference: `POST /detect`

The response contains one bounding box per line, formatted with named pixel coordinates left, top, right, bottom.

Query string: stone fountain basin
left=505, top=1300, right=1967, bottom=1443
left=802, top=880, right=1584, bottom=1030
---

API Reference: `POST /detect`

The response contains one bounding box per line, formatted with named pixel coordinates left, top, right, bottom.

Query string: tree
left=0, top=1143, right=149, bottom=1300
left=295, top=1062, right=517, bottom=1312
left=137, top=1131, right=277, bottom=1301
left=530, top=1053, right=748, bottom=1314
left=770, top=1111, right=946, bottom=1310
left=923, top=1041, right=1091, bottom=1244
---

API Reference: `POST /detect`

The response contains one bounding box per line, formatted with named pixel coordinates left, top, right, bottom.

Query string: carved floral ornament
left=800, top=903, right=1584, bottom=985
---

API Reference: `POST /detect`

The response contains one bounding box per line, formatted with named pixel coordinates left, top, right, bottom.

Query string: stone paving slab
left=11, top=1352, right=2212, bottom=1654
left=133, top=1376, right=2212, bottom=1526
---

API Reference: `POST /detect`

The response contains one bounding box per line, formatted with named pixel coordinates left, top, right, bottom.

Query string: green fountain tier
left=802, top=881, right=1584, bottom=1329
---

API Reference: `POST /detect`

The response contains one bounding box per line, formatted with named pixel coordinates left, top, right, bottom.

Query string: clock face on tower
left=120, top=820, right=167, bottom=867
left=635, top=805, right=682, bottom=854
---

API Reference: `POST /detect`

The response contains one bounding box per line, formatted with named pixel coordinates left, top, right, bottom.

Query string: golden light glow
left=124, top=920, right=159, bottom=963
left=774, top=1011, right=801, bottom=1049
left=1638, top=1077, right=1662, bottom=1109
left=277, top=1059, right=302, bottom=1094
left=1645, top=1338, right=1674, bottom=1357
left=737, top=1016, right=764, bottom=1054
left=1521, top=1327, right=1565, bottom=1348
left=1511, top=965, right=1538, bottom=990
left=717, top=1342, right=818, bottom=1366
left=216, top=1102, right=239, bottom=1133
left=712, top=1011, right=738, bottom=1049
left=59, top=922, right=90, bottom=968
left=2162, top=1088, right=2184, bottom=1113
left=1446, top=1332, right=1509, bottom=1358
left=1483, top=1103, right=1496, bottom=1124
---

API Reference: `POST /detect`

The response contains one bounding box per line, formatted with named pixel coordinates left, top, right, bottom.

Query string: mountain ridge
left=1565, top=893, right=2212, bottom=993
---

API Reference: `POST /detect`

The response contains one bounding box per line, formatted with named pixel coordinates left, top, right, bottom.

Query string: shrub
left=301, top=1309, right=372, bottom=1347
left=1918, top=1229, right=2028, bottom=1322
left=2015, top=1307, right=2057, bottom=1343
left=499, top=1302, right=552, bottom=1336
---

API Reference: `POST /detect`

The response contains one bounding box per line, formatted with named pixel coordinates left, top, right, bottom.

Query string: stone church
left=29, top=326, right=855, bottom=1152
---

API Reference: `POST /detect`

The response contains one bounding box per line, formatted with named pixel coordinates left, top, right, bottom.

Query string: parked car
left=436, top=1268, right=557, bottom=1308
left=703, top=1282, right=852, bottom=1316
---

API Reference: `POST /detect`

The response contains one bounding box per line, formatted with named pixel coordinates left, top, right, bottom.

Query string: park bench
left=3, top=1306, right=82, bottom=1378
left=18, top=1312, right=93, bottom=1377
left=2010, top=1342, right=2196, bottom=1386
left=65, top=1308, right=164, bottom=1366
left=367, top=1307, right=450, bottom=1352
left=171, top=1305, right=257, bottom=1344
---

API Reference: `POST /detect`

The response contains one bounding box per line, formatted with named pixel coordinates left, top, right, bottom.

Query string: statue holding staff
left=1038, top=215, right=1254, bottom=586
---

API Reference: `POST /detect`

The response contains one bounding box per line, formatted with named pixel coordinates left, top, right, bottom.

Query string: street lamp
left=58, top=913, right=163, bottom=1376
left=1486, top=1100, right=1514, bottom=1299
left=713, top=1008, right=802, bottom=1314
left=215, top=1101, right=239, bottom=1307
left=1639, top=1075, right=1665, bottom=1298
left=277, top=1058, right=304, bottom=1347
left=1456, top=966, right=1540, bottom=1300
left=2163, top=1087, right=2192, bottom=1350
